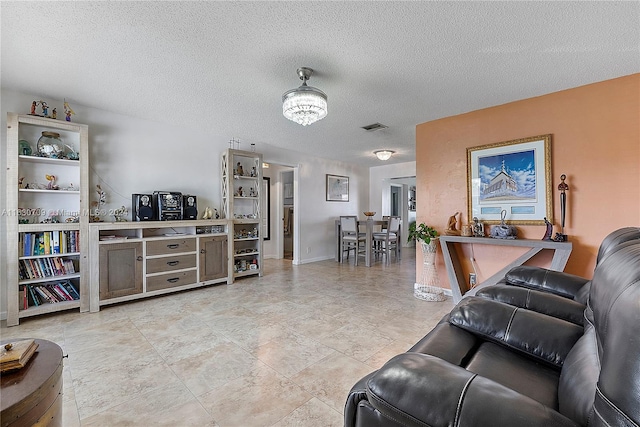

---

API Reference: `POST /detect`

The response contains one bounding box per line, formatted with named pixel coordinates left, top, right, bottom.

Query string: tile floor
left=1, top=248, right=454, bottom=426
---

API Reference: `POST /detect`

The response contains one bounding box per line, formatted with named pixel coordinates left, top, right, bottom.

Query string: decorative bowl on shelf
left=363, top=211, right=376, bottom=217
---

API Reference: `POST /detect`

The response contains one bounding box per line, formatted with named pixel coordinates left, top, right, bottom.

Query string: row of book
left=19, top=281, right=80, bottom=309
left=19, top=257, right=76, bottom=281
left=20, top=231, right=80, bottom=257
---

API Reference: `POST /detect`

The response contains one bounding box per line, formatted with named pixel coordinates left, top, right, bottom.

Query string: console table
left=438, top=236, right=573, bottom=303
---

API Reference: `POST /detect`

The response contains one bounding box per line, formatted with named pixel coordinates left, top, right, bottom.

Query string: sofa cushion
left=476, top=283, right=585, bottom=325
left=408, top=320, right=478, bottom=366
left=558, top=310, right=599, bottom=426
left=449, top=298, right=583, bottom=367
left=505, top=266, right=589, bottom=299
left=466, top=341, right=560, bottom=409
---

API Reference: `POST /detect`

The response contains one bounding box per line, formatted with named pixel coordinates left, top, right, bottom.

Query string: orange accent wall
left=416, top=74, right=640, bottom=289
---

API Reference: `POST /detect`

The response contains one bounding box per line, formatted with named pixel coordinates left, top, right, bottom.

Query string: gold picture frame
left=467, top=134, right=552, bottom=225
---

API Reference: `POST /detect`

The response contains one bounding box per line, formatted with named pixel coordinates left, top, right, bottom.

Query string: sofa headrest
left=596, top=226, right=640, bottom=266
left=589, top=242, right=640, bottom=424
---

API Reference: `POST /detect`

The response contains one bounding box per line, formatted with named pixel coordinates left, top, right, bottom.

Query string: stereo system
left=131, top=192, right=198, bottom=221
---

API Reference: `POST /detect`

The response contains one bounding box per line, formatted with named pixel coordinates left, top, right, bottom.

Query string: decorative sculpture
left=444, top=212, right=461, bottom=235
left=45, top=174, right=59, bottom=190
left=490, top=210, right=518, bottom=239
left=553, top=174, right=569, bottom=242
left=542, top=217, right=553, bottom=241
left=472, top=217, right=485, bottom=237
left=64, top=99, right=75, bottom=122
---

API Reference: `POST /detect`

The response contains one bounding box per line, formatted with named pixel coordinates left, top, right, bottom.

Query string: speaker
left=132, top=194, right=154, bottom=221
left=183, top=195, right=198, bottom=220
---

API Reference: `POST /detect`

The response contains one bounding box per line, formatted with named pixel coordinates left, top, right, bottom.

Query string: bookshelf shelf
left=19, top=273, right=81, bottom=285
left=19, top=252, right=80, bottom=260
left=19, top=300, right=81, bottom=318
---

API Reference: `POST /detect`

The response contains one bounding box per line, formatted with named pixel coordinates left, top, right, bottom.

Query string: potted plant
left=407, top=222, right=439, bottom=245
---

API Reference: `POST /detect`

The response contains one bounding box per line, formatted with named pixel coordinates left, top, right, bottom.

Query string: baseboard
left=0, top=310, right=6, bottom=321
left=294, top=255, right=334, bottom=265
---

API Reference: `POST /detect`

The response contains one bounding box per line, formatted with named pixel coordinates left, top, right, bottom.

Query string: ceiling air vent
left=361, top=123, right=388, bottom=132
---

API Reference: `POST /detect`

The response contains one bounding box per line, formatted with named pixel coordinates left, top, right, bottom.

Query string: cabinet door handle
left=136, top=256, right=143, bottom=261
left=167, top=261, right=179, bottom=266
left=200, top=249, right=206, bottom=254
left=167, top=244, right=179, bottom=249
left=167, top=277, right=179, bottom=283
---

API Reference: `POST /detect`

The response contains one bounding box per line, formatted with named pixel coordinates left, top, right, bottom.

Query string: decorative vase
left=37, top=132, right=78, bottom=159
left=414, top=239, right=446, bottom=301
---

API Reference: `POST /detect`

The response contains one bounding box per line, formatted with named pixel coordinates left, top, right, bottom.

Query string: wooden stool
left=1, top=339, right=63, bottom=427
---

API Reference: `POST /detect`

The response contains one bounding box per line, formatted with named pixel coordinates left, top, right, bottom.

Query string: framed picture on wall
left=467, top=134, right=552, bottom=225
left=326, top=174, right=349, bottom=202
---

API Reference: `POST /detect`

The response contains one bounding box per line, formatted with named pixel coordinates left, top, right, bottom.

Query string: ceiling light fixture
left=282, top=67, right=327, bottom=126
left=374, top=150, right=395, bottom=161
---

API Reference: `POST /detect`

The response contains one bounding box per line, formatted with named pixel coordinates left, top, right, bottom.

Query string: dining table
left=334, top=218, right=400, bottom=267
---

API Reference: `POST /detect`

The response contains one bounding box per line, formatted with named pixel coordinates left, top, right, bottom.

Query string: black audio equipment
left=183, top=195, right=198, bottom=220
left=153, top=191, right=183, bottom=221
left=132, top=194, right=154, bottom=221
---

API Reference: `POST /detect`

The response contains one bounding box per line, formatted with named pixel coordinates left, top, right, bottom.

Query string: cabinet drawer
left=146, top=270, right=197, bottom=292
left=146, top=254, right=196, bottom=274
left=146, top=238, right=196, bottom=256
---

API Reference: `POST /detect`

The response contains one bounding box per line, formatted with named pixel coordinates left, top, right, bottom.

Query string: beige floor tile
left=291, top=352, right=377, bottom=414
left=81, top=380, right=217, bottom=426
left=168, top=341, right=263, bottom=396
left=198, top=364, right=312, bottom=427
left=271, top=398, right=343, bottom=427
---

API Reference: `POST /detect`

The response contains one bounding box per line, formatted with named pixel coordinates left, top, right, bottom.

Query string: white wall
left=1, top=89, right=369, bottom=318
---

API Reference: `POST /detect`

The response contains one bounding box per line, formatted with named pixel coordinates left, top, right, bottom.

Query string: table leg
left=366, top=219, right=373, bottom=267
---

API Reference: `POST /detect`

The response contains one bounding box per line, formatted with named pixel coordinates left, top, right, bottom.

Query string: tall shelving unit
left=221, top=149, right=263, bottom=281
left=5, top=113, right=89, bottom=326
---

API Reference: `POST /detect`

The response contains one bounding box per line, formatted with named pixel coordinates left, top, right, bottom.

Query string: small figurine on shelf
left=542, top=217, right=553, bottom=241
left=444, top=212, right=461, bottom=235
left=40, top=101, right=49, bottom=117
left=214, top=208, right=220, bottom=219
left=51, top=108, right=57, bottom=119
left=249, top=187, right=256, bottom=197
left=30, top=101, right=37, bottom=115
left=18, top=177, right=24, bottom=189
left=250, top=166, right=257, bottom=177
left=45, top=174, right=59, bottom=190
left=64, top=99, right=75, bottom=122
left=472, top=217, right=485, bottom=237
left=236, top=162, right=244, bottom=176
left=113, top=206, right=128, bottom=222
left=201, top=207, right=212, bottom=219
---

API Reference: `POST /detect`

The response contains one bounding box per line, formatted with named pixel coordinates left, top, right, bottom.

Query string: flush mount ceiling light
left=374, top=150, right=395, bottom=161
left=282, top=67, right=327, bottom=126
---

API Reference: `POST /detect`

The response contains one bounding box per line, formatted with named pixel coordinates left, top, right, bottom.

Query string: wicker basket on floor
left=414, top=240, right=446, bottom=301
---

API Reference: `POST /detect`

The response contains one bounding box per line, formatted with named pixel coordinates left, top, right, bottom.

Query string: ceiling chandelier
left=374, top=150, right=395, bottom=161
left=282, top=67, right=327, bottom=126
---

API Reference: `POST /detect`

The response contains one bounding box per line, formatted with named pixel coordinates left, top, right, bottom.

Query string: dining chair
left=340, top=216, right=366, bottom=265
left=373, top=216, right=401, bottom=265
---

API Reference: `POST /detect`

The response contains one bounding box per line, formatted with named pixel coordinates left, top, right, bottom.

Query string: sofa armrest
left=476, top=283, right=585, bottom=325
left=449, top=297, right=583, bottom=367
left=366, top=353, right=578, bottom=427
left=506, top=266, right=590, bottom=299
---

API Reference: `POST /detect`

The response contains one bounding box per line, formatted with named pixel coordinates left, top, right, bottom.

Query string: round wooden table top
left=1, top=339, right=63, bottom=426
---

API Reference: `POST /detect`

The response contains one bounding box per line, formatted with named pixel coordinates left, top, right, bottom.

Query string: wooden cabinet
left=89, top=220, right=229, bottom=312
left=199, top=235, right=228, bottom=281
left=5, top=113, right=89, bottom=326
left=222, top=149, right=263, bottom=281
left=98, top=241, right=143, bottom=300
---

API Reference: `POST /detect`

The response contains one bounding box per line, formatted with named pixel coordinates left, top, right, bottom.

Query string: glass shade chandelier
left=374, top=150, right=395, bottom=161
left=282, top=67, right=327, bottom=126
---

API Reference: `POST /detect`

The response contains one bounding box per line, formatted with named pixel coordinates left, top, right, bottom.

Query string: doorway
left=282, top=169, right=294, bottom=260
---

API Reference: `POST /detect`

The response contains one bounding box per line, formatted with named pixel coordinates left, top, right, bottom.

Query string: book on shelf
left=33, top=285, right=53, bottom=303
left=61, top=281, right=80, bottom=299
left=0, top=339, right=39, bottom=373
left=27, top=285, right=40, bottom=307
left=52, top=231, right=60, bottom=254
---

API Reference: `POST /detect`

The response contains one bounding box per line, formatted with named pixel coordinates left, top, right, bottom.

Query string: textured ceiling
left=2, top=1, right=639, bottom=167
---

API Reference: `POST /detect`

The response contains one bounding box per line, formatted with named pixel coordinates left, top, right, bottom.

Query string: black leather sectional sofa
left=345, top=228, right=640, bottom=427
